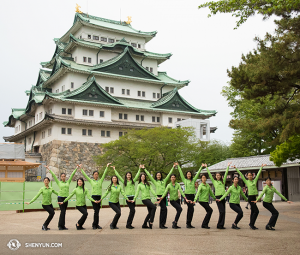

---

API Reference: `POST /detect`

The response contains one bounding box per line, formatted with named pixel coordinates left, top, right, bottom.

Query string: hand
left=58, top=202, right=63, bottom=205
left=252, top=201, right=257, bottom=203
left=156, top=199, right=161, bottom=204
left=201, top=163, right=205, bottom=167
left=111, top=166, right=115, bottom=170
left=95, top=200, right=101, bottom=204
left=130, top=200, right=135, bottom=203
left=261, top=164, right=267, bottom=167
left=76, top=164, right=82, bottom=169
left=228, top=162, right=232, bottom=166
left=232, top=165, right=236, bottom=169
left=216, top=199, right=220, bottom=202
left=25, top=202, right=30, bottom=205
left=107, top=163, right=112, bottom=167
left=174, top=162, right=178, bottom=167
left=287, top=201, right=293, bottom=204
left=204, top=163, right=207, bottom=167
left=191, top=201, right=196, bottom=204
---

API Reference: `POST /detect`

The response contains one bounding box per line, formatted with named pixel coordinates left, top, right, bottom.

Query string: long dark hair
left=185, top=171, right=193, bottom=180
left=214, top=172, right=224, bottom=183
left=107, top=175, right=119, bottom=191
left=124, top=171, right=133, bottom=186
left=154, top=171, right=163, bottom=181
left=139, top=173, right=150, bottom=186
left=76, top=178, right=85, bottom=193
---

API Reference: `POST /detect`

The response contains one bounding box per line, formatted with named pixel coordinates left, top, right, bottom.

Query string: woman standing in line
left=144, top=163, right=176, bottom=229
left=178, top=164, right=203, bottom=228
left=25, top=177, right=58, bottom=231
left=133, top=173, right=158, bottom=229
left=46, top=165, right=79, bottom=230
left=159, top=174, right=190, bottom=229
left=101, top=175, right=131, bottom=229
left=235, top=164, right=266, bottom=230
left=216, top=176, right=248, bottom=229
left=193, top=173, right=216, bottom=229
left=58, top=178, right=100, bottom=230
left=252, top=177, right=293, bottom=230
left=206, top=162, right=230, bottom=229
left=81, top=163, right=110, bottom=229
left=114, top=165, right=141, bottom=229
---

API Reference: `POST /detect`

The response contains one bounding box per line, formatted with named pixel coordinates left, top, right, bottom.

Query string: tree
left=94, top=127, right=199, bottom=179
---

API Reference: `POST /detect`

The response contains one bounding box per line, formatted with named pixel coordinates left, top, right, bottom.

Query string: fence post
left=22, top=181, right=25, bottom=213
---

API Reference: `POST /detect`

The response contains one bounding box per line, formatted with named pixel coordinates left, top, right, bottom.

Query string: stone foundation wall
left=41, top=140, right=104, bottom=181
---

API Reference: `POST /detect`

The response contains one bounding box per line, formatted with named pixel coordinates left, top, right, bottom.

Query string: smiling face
left=156, top=173, right=162, bottom=180
left=247, top=172, right=253, bottom=181
left=77, top=179, right=83, bottom=186
left=141, top=174, right=146, bottom=182
left=171, top=175, right=176, bottom=183
left=60, top=173, right=66, bottom=182
left=93, top=172, right=99, bottom=180
left=126, top=172, right=132, bottom=180
left=201, top=175, right=207, bottom=183
left=216, top=173, right=221, bottom=181
left=44, top=178, right=49, bottom=186
left=112, top=176, right=118, bottom=184
left=233, top=177, right=239, bottom=185
left=266, top=178, right=272, bottom=186
left=187, top=172, right=192, bottom=180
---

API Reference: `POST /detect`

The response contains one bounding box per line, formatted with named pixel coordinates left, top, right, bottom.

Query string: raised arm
left=164, top=165, right=175, bottom=184
left=144, top=168, right=156, bottom=185
left=193, top=165, right=203, bottom=182
left=177, top=165, right=186, bottom=182
left=223, top=164, right=230, bottom=184
left=133, top=184, right=141, bottom=201
left=29, top=188, right=43, bottom=204
left=133, top=167, right=141, bottom=182
left=85, top=189, right=95, bottom=202
left=67, top=165, right=79, bottom=184
left=99, top=165, right=109, bottom=184
left=236, top=167, right=247, bottom=184
left=206, top=166, right=215, bottom=185
left=114, top=168, right=124, bottom=184
left=240, top=188, right=248, bottom=202
left=219, top=186, right=231, bottom=201
left=47, top=166, right=59, bottom=185
left=63, top=189, right=76, bottom=203
left=254, top=164, right=265, bottom=184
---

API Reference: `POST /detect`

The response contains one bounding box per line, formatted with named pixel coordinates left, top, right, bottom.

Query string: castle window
left=141, top=115, right=144, bottom=121
left=56, top=89, right=59, bottom=93
left=137, top=91, right=141, bottom=97
left=61, top=128, right=66, bottom=134
left=110, top=87, right=114, bottom=93
left=122, top=89, right=125, bottom=95
left=68, top=109, right=72, bottom=115
left=88, top=35, right=91, bottom=39
left=100, top=59, right=103, bottom=63
left=152, top=116, right=155, bottom=122
left=168, top=117, right=173, bottom=123
left=106, top=131, right=110, bottom=137
left=101, top=130, right=105, bottom=137
left=108, top=38, right=115, bottom=43
left=131, top=43, right=137, bottom=47
left=157, top=93, right=160, bottom=98
left=42, top=131, right=45, bottom=139
left=83, top=57, right=87, bottom=62
left=48, top=128, right=52, bottom=136
left=88, top=130, right=92, bottom=136
left=177, top=118, right=181, bottom=122
left=124, top=114, right=128, bottom=120
left=100, top=111, right=105, bottom=117
left=71, top=82, right=74, bottom=88
left=127, top=89, right=130, bottom=95
left=136, top=115, right=139, bottom=121
left=130, top=68, right=134, bottom=72
left=93, top=35, right=99, bottom=40
left=138, top=44, right=141, bottom=48
left=67, top=128, right=72, bottom=135
left=105, top=87, right=109, bottom=92
left=62, top=85, right=65, bottom=92
left=88, top=57, right=92, bottom=63
left=146, top=67, right=149, bottom=71
left=83, top=109, right=88, bottom=116
left=119, top=132, right=123, bottom=137
left=142, top=91, right=145, bottom=97
left=62, top=108, right=66, bottom=114
left=101, top=37, right=107, bottom=42
left=153, top=93, right=156, bottom=98
left=150, top=67, right=153, bottom=73
left=119, top=113, right=123, bottom=119
left=89, top=110, right=94, bottom=116
left=82, top=129, right=87, bottom=136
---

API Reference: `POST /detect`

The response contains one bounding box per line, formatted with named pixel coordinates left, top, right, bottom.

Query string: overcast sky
left=0, top=0, right=276, bottom=143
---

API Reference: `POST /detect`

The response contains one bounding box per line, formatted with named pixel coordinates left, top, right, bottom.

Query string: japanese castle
left=3, top=10, right=217, bottom=174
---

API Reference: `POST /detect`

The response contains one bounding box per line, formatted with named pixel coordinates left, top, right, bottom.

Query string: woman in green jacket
left=144, top=163, right=176, bottom=229
left=159, top=174, right=189, bottom=229
left=81, top=163, right=110, bottom=229
left=133, top=173, right=158, bottom=229
left=178, top=164, right=203, bottom=228
left=58, top=178, right=100, bottom=230
left=193, top=174, right=216, bottom=229
left=114, top=165, right=141, bottom=229
left=46, top=165, right=79, bottom=230
left=101, top=175, right=130, bottom=229
left=206, top=162, right=230, bottom=229
left=217, top=176, right=248, bottom=230
left=25, top=177, right=58, bottom=231
left=252, top=177, right=293, bottom=230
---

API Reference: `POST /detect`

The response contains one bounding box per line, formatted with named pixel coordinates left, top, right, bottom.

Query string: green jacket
left=162, top=182, right=185, bottom=201
left=102, top=184, right=127, bottom=203
left=81, top=167, right=108, bottom=196
left=133, top=183, right=156, bottom=201
left=144, top=167, right=174, bottom=195
left=236, top=167, right=263, bottom=196
left=220, top=184, right=248, bottom=204
left=194, top=183, right=216, bottom=202
left=257, top=185, right=287, bottom=203
left=178, top=165, right=202, bottom=195
left=49, top=168, right=77, bottom=197
left=114, top=168, right=140, bottom=196
left=63, top=186, right=94, bottom=206
left=29, top=186, right=58, bottom=205
left=206, top=166, right=229, bottom=196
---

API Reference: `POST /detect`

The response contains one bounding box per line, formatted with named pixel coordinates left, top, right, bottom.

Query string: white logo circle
left=7, top=239, right=21, bottom=251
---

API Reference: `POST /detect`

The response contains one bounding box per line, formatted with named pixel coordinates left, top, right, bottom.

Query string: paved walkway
left=0, top=202, right=299, bottom=254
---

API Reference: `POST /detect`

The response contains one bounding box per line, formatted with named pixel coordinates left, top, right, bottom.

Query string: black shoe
left=96, top=225, right=102, bottom=229
left=149, top=223, right=153, bottom=229
left=42, top=225, right=47, bottom=231
left=114, top=226, right=119, bottom=229
left=266, top=225, right=275, bottom=231
left=162, top=225, right=168, bottom=229
left=186, top=224, right=195, bottom=229
left=58, top=226, right=64, bottom=230
left=217, top=226, right=226, bottom=229
left=172, top=221, right=178, bottom=229
left=142, top=224, right=150, bottom=229
left=110, top=224, right=115, bottom=230
left=253, top=226, right=258, bottom=230
left=202, top=225, right=210, bottom=229
left=63, top=226, right=68, bottom=230
left=126, top=225, right=134, bottom=229
left=249, top=224, right=256, bottom=230
left=76, top=224, right=81, bottom=230
left=232, top=224, right=240, bottom=230
left=93, top=225, right=97, bottom=230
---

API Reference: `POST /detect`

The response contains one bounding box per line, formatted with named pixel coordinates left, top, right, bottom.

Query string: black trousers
left=142, top=199, right=156, bottom=225
left=126, top=196, right=135, bottom=227
left=157, top=195, right=167, bottom=227
left=230, top=203, right=243, bottom=225
left=91, top=195, right=101, bottom=227
left=216, top=195, right=226, bottom=227
left=109, top=202, right=121, bottom=227
left=199, top=202, right=213, bottom=227
left=263, top=201, right=279, bottom=227
left=170, top=199, right=182, bottom=222
left=42, top=204, right=55, bottom=227
left=185, top=194, right=195, bottom=225
left=57, top=197, right=68, bottom=227
left=248, top=195, right=259, bottom=226
left=76, top=205, right=88, bottom=227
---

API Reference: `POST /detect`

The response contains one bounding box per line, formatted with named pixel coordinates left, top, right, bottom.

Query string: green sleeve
left=144, top=168, right=156, bottom=185
left=240, top=188, right=248, bottom=202
left=49, top=169, right=59, bottom=186
left=177, top=165, right=186, bottom=182
left=114, top=169, right=124, bottom=184
left=257, top=186, right=267, bottom=201
left=133, top=184, right=140, bottom=201
left=219, top=187, right=231, bottom=201
left=162, top=184, right=170, bottom=198
left=85, top=189, right=95, bottom=202
left=99, top=167, right=108, bottom=184
left=254, top=167, right=263, bottom=184
left=150, top=185, right=156, bottom=197
left=120, top=187, right=127, bottom=199
left=29, top=188, right=43, bottom=204
left=164, top=166, right=174, bottom=184
left=206, top=167, right=216, bottom=186
left=81, top=169, right=92, bottom=184
left=133, top=168, right=141, bottom=182
left=67, top=168, right=77, bottom=184
left=223, top=166, right=229, bottom=184
left=101, top=188, right=110, bottom=200
left=63, top=189, right=75, bottom=203
left=209, top=186, right=216, bottom=200
left=194, top=186, right=202, bottom=202
left=52, top=189, right=59, bottom=196
left=274, top=188, right=287, bottom=201
left=236, top=168, right=247, bottom=184
left=193, top=166, right=203, bottom=182
left=178, top=184, right=185, bottom=198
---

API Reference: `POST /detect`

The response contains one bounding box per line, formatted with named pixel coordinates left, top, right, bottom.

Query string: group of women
left=25, top=162, right=293, bottom=231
